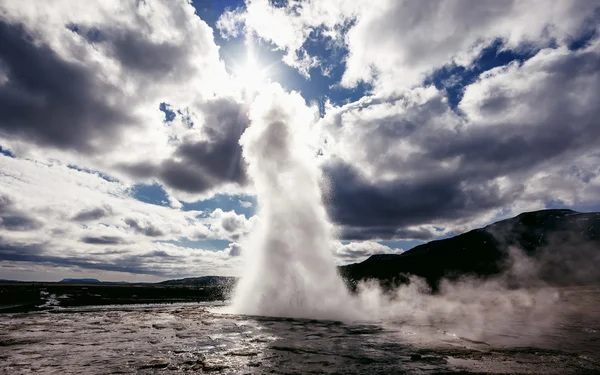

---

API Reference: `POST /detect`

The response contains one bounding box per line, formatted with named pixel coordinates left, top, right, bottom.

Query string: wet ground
left=1, top=287, right=600, bottom=374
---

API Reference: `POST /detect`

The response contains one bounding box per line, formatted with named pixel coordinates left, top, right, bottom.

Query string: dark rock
left=139, top=359, right=169, bottom=369
left=227, top=350, right=259, bottom=356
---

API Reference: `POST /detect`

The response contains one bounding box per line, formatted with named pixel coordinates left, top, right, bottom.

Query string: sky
left=0, top=0, right=599, bottom=282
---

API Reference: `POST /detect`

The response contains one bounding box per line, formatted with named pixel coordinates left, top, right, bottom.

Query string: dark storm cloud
left=427, top=56, right=600, bottom=191
left=0, top=19, right=134, bottom=153
left=72, top=206, right=113, bottom=221
left=0, top=195, right=41, bottom=231
left=158, top=160, right=217, bottom=193
left=104, top=30, right=185, bottom=75
left=430, top=50, right=600, bottom=177
left=81, top=236, right=126, bottom=245
left=0, top=215, right=41, bottom=231
left=0, top=239, right=44, bottom=260
left=69, top=24, right=193, bottom=80
left=324, top=43, right=600, bottom=240
left=324, top=161, right=516, bottom=240
left=124, top=218, right=165, bottom=237
left=120, top=97, right=248, bottom=194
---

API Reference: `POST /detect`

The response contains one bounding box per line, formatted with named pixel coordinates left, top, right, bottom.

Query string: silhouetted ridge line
left=341, top=209, right=600, bottom=290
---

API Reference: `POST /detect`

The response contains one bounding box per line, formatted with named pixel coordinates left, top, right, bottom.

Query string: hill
left=59, top=278, right=101, bottom=284
left=340, top=209, right=600, bottom=290
left=158, top=276, right=237, bottom=287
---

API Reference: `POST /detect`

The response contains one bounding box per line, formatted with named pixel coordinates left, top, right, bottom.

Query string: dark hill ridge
left=59, top=278, right=101, bottom=284
left=158, top=276, right=236, bottom=287
left=340, top=209, right=600, bottom=289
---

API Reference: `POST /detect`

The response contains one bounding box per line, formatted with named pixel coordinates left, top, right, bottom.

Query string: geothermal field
left=2, top=1, right=600, bottom=374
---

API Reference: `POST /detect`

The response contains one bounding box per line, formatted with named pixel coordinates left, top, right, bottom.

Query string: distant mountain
left=158, top=276, right=237, bottom=287
left=59, top=278, right=101, bottom=284
left=340, top=209, right=600, bottom=290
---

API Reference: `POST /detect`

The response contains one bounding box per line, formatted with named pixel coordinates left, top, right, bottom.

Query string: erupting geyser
left=229, top=84, right=558, bottom=334
left=231, top=84, right=355, bottom=320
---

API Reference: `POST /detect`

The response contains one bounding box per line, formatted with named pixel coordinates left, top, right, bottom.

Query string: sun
left=232, top=41, right=272, bottom=95
left=235, top=56, right=267, bottom=91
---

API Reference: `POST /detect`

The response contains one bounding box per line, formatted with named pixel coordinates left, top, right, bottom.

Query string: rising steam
left=231, top=83, right=566, bottom=342
left=231, top=84, right=355, bottom=320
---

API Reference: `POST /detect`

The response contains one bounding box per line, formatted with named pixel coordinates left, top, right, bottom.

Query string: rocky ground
left=1, top=286, right=599, bottom=374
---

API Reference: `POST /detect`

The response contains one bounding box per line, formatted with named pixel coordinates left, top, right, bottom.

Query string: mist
left=230, top=84, right=355, bottom=320
left=229, top=83, right=594, bottom=343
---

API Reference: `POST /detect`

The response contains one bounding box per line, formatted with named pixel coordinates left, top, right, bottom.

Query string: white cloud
left=318, top=40, right=600, bottom=238
left=333, top=241, right=403, bottom=264
left=218, top=0, right=362, bottom=77
left=341, top=0, right=599, bottom=92
left=239, top=200, right=253, bottom=208
left=206, top=208, right=257, bottom=241
left=221, top=0, right=599, bottom=93
left=0, top=0, right=254, bottom=203
left=0, top=155, right=247, bottom=278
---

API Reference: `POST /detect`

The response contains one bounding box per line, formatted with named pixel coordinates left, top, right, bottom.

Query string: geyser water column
left=231, top=84, right=354, bottom=319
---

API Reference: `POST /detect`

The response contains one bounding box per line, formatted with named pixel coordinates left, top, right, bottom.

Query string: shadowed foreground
left=1, top=286, right=599, bottom=374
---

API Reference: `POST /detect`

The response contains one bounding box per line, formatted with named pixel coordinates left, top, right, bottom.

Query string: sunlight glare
left=233, top=40, right=270, bottom=95
left=237, top=57, right=266, bottom=90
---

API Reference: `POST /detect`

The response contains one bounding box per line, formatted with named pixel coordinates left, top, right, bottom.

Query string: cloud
left=218, top=0, right=359, bottom=77
left=0, top=154, right=245, bottom=278
left=120, top=97, right=250, bottom=197
left=239, top=200, right=253, bottom=208
left=333, top=241, right=403, bottom=264
left=0, top=215, right=41, bottom=231
left=2, top=0, right=600, bottom=282
left=0, top=19, right=135, bottom=153
left=0, top=0, right=252, bottom=279
left=208, top=209, right=256, bottom=241
left=72, top=206, right=113, bottom=221
left=0, top=237, right=173, bottom=277
left=340, top=0, right=600, bottom=92
left=227, top=242, right=242, bottom=257
left=319, top=41, right=600, bottom=238
left=340, top=223, right=447, bottom=242
left=81, top=235, right=126, bottom=245
left=0, top=195, right=41, bottom=231
left=221, top=0, right=600, bottom=93
left=0, top=0, right=243, bottom=202
left=124, top=218, right=165, bottom=237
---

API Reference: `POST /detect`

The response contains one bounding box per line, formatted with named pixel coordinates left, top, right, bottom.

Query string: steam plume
left=231, top=83, right=568, bottom=344
left=231, top=84, right=355, bottom=320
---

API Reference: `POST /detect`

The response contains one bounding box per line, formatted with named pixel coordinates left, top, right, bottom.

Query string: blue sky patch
left=192, top=0, right=243, bottom=30
left=0, top=145, right=15, bottom=158
left=159, top=102, right=176, bottom=122
left=130, top=183, right=171, bottom=207
left=425, top=39, right=540, bottom=108
left=129, top=181, right=256, bottom=217
left=568, top=8, right=600, bottom=50
left=182, top=193, right=256, bottom=218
